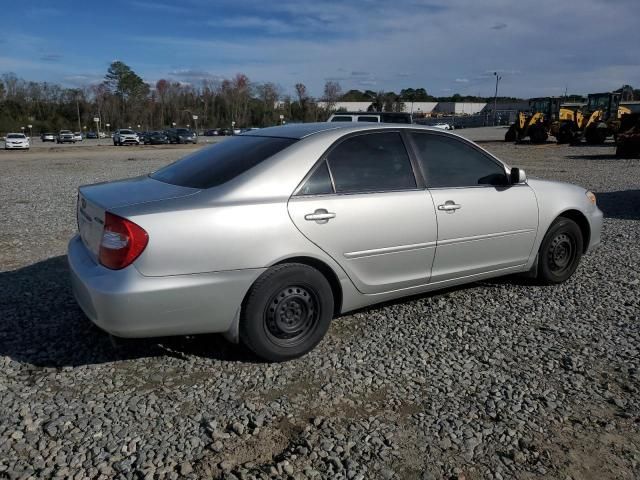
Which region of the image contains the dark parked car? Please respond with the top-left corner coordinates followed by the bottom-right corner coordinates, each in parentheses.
top-left (166, 128), bottom-right (197, 144)
top-left (143, 131), bottom-right (170, 145)
top-left (203, 129), bottom-right (219, 136)
top-left (85, 131), bottom-right (98, 139)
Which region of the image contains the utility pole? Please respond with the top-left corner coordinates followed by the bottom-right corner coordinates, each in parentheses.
top-left (493, 72), bottom-right (502, 126)
top-left (76, 95), bottom-right (82, 133)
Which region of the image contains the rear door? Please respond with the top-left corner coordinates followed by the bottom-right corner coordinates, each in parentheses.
top-left (408, 131), bottom-right (538, 282)
top-left (288, 131), bottom-right (438, 294)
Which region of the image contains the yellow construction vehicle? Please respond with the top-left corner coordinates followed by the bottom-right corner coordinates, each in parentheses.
top-left (582, 92), bottom-right (621, 144)
top-left (550, 102), bottom-right (586, 144)
top-left (505, 97), bottom-right (561, 144)
top-left (615, 101), bottom-right (640, 157)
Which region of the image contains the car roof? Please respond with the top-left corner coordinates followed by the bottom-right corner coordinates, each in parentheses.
top-left (241, 122), bottom-right (443, 140)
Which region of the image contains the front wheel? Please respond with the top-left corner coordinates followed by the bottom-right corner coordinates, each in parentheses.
top-left (240, 263), bottom-right (334, 362)
top-left (537, 217), bottom-right (583, 284)
top-left (505, 125), bottom-right (517, 142)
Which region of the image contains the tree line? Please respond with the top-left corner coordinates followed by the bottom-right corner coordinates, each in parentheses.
top-left (0, 61), bottom-right (637, 134)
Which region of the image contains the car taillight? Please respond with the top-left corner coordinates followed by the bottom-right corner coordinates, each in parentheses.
top-left (99, 212), bottom-right (148, 270)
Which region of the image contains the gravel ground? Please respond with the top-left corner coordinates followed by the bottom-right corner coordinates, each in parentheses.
top-left (0, 139), bottom-right (639, 480)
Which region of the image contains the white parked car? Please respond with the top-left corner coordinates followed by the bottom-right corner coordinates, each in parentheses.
top-left (432, 123), bottom-right (453, 130)
top-left (113, 129), bottom-right (140, 146)
top-left (4, 133), bottom-right (30, 150)
top-left (74, 132), bottom-right (83, 142)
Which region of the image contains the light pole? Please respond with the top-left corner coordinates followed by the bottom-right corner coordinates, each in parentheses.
top-left (493, 72), bottom-right (502, 126)
top-left (27, 124), bottom-right (32, 140)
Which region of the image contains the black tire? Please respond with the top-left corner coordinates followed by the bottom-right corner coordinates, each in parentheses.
top-left (240, 263), bottom-right (334, 362)
top-left (537, 217), bottom-right (583, 284)
top-left (505, 125), bottom-right (516, 142)
top-left (529, 126), bottom-right (548, 144)
top-left (556, 125), bottom-right (573, 144)
top-left (585, 127), bottom-right (606, 145)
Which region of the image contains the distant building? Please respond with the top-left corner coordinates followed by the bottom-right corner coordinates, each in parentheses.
top-left (314, 101), bottom-right (481, 115)
top-left (434, 102), bottom-right (487, 115)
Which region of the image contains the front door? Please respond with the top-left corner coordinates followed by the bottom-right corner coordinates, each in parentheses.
top-left (407, 131), bottom-right (538, 282)
top-left (288, 131), bottom-right (438, 294)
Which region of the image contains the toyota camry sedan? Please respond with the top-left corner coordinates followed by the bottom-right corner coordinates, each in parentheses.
top-left (68, 123), bottom-right (602, 361)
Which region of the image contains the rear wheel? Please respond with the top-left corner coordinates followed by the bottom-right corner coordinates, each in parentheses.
top-left (240, 263), bottom-right (334, 362)
top-left (537, 217), bottom-right (583, 284)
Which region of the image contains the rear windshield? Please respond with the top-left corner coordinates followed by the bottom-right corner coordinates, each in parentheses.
top-left (151, 135), bottom-right (297, 189)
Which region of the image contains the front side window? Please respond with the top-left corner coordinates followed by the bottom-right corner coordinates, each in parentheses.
top-left (152, 135), bottom-right (297, 189)
top-left (410, 133), bottom-right (508, 188)
top-left (326, 132), bottom-right (416, 193)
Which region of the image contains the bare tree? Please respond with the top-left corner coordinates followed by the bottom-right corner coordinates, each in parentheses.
top-left (322, 81), bottom-right (342, 112)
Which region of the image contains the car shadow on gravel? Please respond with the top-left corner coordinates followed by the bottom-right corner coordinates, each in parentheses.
top-left (0, 256), bottom-right (258, 367)
top-left (595, 190), bottom-right (640, 220)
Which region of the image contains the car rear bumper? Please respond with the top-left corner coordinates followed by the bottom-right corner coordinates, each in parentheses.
top-left (67, 235), bottom-right (264, 338)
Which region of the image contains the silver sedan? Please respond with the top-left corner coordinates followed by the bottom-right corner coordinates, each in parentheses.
top-left (68, 123), bottom-right (603, 361)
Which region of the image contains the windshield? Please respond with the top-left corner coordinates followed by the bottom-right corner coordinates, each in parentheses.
top-left (7, 134), bottom-right (25, 139)
top-left (151, 135), bottom-right (297, 189)
top-left (60, 130), bottom-right (71, 134)
top-left (177, 128), bottom-right (191, 134)
top-left (530, 100), bottom-right (550, 113)
top-left (588, 96), bottom-right (609, 110)
top-left (119, 129), bottom-right (134, 134)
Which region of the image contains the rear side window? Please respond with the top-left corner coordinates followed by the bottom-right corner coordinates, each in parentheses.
top-left (357, 116), bottom-right (379, 122)
top-left (297, 161), bottom-right (333, 195)
top-left (326, 132), bottom-right (416, 193)
top-left (151, 136), bottom-right (297, 189)
top-left (410, 133), bottom-right (508, 188)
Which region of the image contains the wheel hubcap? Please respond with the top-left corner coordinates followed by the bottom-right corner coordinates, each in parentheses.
top-left (547, 233), bottom-right (574, 273)
top-left (265, 286), bottom-right (319, 346)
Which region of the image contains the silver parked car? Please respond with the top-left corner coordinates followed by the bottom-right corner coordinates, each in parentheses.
top-left (68, 123), bottom-right (602, 361)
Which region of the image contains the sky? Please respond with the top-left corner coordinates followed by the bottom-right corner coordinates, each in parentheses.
top-left (1, 0), bottom-right (639, 98)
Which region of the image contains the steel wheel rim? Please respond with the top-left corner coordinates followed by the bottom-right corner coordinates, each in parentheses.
top-left (264, 285), bottom-right (319, 347)
top-left (547, 232), bottom-right (575, 273)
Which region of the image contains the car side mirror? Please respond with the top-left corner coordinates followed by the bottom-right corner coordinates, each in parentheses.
top-left (510, 167), bottom-right (527, 184)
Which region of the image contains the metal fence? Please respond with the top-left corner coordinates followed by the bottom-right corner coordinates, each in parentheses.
top-left (414, 110), bottom-right (517, 128)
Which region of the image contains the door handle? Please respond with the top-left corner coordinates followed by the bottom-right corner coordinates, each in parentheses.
top-left (437, 201), bottom-right (461, 212)
top-left (304, 209), bottom-right (336, 223)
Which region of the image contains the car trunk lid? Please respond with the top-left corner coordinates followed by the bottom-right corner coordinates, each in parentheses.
top-left (77, 175), bottom-right (200, 260)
